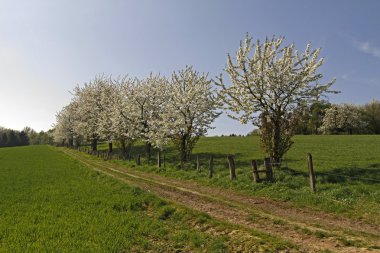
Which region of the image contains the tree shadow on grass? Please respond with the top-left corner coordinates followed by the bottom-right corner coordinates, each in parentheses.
top-left (278, 167), bottom-right (308, 177)
top-left (189, 152), bottom-right (248, 169)
top-left (90, 144), bottom-right (380, 185)
top-left (188, 153), bottom-right (300, 170)
top-left (278, 166), bottom-right (380, 184)
top-left (317, 166), bottom-right (380, 184)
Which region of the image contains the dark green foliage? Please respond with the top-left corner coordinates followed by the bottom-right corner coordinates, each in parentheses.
top-left (23, 126), bottom-right (54, 145)
top-left (0, 127), bottom-right (29, 147)
top-left (361, 100), bottom-right (380, 134)
top-left (0, 126), bottom-right (54, 147)
top-left (295, 100), bottom-right (380, 135)
top-left (294, 101), bottom-right (331, 135)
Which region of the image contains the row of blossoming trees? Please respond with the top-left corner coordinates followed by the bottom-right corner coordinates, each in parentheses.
top-left (54, 35), bottom-right (336, 164)
top-left (54, 67), bottom-right (220, 163)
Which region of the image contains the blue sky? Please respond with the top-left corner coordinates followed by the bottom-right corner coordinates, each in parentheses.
top-left (0, 0), bottom-right (379, 135)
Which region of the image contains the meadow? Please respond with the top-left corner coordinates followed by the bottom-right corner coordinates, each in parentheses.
top-left (0, 145), bottom-right (292, 252)
top-left (97, 135), bottom-right (380, 225)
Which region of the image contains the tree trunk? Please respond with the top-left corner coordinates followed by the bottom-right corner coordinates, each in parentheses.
top-left (121, 140), bottom-right (126, 154)
top-left (125, 143), bottom-right (132, 158)
top-left (272, 119), bottom-right (281, 167)
top-left (264, 157), bottom-right (273, 181)
top-left (69, 137), bottom-right (74, 148)
top-left (120, 140), bottom-right (132, 158)
top-left (73, 137), bottom-right (79, 149)
top-left (108, 142), bottom-right (113, 153)
top-left (91, 139), bottom-right (97, 152)
top-left (145, 142), bottom-right (151, 161)
top-left (179, 134), bottom-right (187, 164)
top-left (157, 150), bottom-right (161, 168)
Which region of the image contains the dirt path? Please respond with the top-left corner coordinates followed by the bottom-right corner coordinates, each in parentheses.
top-left (62, 149), bottom-right (380, 253)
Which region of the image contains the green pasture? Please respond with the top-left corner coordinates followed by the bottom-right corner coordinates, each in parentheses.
top-left (0, 145), bottom-right (289, 252)
top-left (96, 135), bottom-right (380, 224)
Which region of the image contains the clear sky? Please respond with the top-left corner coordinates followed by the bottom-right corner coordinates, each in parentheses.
top-left (1, 0), bottom-right (379, 135)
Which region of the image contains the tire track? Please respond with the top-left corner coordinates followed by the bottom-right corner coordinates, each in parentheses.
top-left (62, 149), bottom-right (380, 253)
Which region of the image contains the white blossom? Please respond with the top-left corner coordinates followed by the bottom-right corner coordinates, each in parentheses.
top-left (164, 66), bottom-right (220, 162)
top-left (53, 102), bottom-right (78, 146)
top-left (216, 35), bottom-right (336, 162)
top-left (321, 104), bottom-right (364, 134)
top-left (72, 75), bottom-right (109, 150)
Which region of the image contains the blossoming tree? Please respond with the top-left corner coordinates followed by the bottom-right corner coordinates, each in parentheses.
top-left (72, 76), bottom-right (108, 151)
top-left (53, 102), bottom-right (78, 147)
top-left (97, 76), bottom-right (118, 152)
top-left (217, 35), bottom-right (336, 165)
top-left (165, 66), bottom-right (220, 163)
top-left (116, 74), bottom-right (168, 159)
top-left (320, 104), bottom-right (363, 134)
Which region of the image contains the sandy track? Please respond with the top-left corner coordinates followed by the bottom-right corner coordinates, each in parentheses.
top-left (62, 149), bottom-right (380, 253)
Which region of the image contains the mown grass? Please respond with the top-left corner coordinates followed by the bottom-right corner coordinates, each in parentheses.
top-left (95, 135), bottom-right (380, 224)
top-left (0, 145), bottom-right (291, 252)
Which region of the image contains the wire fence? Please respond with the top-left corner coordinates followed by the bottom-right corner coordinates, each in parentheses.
top-left (315, 171), bottom-right (380, 183)
top-left (72, 145), bottom-right (380, 186)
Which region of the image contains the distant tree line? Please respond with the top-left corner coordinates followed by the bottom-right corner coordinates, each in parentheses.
top-left (293, 100), bottom-right (380, 135)
top-left (0, 127), bottom-right (29, 147)
top-left (0, 126), bottom-right (54, 148)
top-left (247, 100), bottom-right (380, 136)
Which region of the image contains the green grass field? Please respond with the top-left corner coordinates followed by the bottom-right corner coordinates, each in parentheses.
top-left (0, 145), bottom-right (292, 252)
top-left (98, 135), bottom-right (380, 224)
top-left (1, 137), bottom-right (379, 252)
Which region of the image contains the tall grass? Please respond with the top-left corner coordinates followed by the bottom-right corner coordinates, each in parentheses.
top-left (0, 145), bottom-right (237, 252)
top-left (99, 135), bottom-right (380, 224)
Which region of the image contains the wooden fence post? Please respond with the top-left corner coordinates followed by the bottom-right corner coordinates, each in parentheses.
top-left (136, 154), bottom-right (141, 165)
top-left (227, 155), bottom-right (236, 180)
top-left (157, 150), bottom-right (161, 168)
top-left (307, 153), bottom-right (316, 192)
top-left (209, 155), bottom-right (214, 178)
top-left (196, 155), bottom-right (200, 172)
top-left (264, 157), bottom-right (273, 181)
top-left (251, 160), bottom-right (260, 183)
